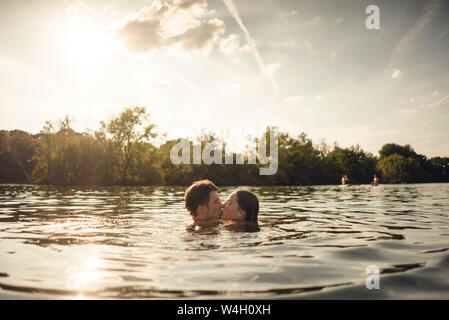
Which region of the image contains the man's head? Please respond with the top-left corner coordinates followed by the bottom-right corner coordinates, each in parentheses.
top-left (184, 180), bottom-right (222, 221)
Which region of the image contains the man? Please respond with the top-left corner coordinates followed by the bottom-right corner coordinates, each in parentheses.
top-left (184, 179), bottom-right (223, 225)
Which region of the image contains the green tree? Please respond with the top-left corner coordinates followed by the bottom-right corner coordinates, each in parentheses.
top-left (430, 157), bottom-right (449, 182)
top-left (376, 154), bottom-right (417, 183)
top-left (377, 143), bottom-right (433, 183)
top-left (327, 144), bottom-right (376, 184)
top-left (32, 121), bottom-right (56, 184)
top-left (379, 143), bottom-right (416, 158)
top-left (106, 106), bottom-right (157, 184)
top-left (3, 107), bottom-right (448, 186)
top-left (0, 130), bottom-right (36, 183)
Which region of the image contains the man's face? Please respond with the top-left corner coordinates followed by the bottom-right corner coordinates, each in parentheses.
top-left (205, 191), bottom-right (223, 219)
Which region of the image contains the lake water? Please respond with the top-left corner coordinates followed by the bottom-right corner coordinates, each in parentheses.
top-left (0, 183), bottom-right (448, 299)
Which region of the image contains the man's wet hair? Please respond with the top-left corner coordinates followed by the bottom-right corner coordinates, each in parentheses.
top-left (184, 180), bottom-right (218, 216)
top-left (235, 190), bottom-right (259, 222)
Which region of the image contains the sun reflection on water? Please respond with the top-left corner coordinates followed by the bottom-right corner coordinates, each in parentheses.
top-left (65, 256), bottom-right (104, 291)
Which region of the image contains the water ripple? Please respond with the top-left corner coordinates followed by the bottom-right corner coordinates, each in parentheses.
top-left (0, 183), bottom-right (448, 299)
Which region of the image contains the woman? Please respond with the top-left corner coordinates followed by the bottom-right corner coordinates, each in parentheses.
top-left (221, 190), bottom-right (259, 223)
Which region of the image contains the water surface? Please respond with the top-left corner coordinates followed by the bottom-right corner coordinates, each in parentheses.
top-left (0, 184), bottom-right (448, 299)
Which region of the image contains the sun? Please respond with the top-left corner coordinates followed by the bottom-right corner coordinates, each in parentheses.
top-left (61, 9), bottom-right (113, 68)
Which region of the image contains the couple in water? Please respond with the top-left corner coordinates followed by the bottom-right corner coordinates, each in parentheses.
top-left (184, 179), bottom-right (259, 231)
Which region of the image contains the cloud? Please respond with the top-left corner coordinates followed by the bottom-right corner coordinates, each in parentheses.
top-left (390, 0), bottom-right (443, 66)
top-left (391, 69), bottom-right (402, 79)
top-left (166, 18), bottom-right (224, 54)
top-left (401, 108), bottom-right (416, 116)
top-left (284, 95), bottom-right (305, 104)
top-left (219, 34), bottom-right (248, 56)
top-left (218, 83), bottom-right (241, 96)
top-left (114, 0), bottom-right (225, 55)
top-left (101, 5), bottom-right (112, 13)
top-left (266, 63), bottom-right (281, 77)
top-left (420, 93), bottom-right (449, 109)
top-left (222, 0), bottom-right (280, 93)
top-left (330, 50), bottom-right (337, 62)
top-left (152, 81), bottom-right (171, 91)
top-left (425, 25), bottom-right (449, 54)
top-left (174, 72), bottom-right (207, 103)
top-left (62, 0), bottom-right (96, 15)
top-left (282, 10), bottom-right (298, 17)
top-left (115, 19), bottom-right (164, 53)
top-left (406, 89), bottom-right (448, 110)
top-left (175, 0), bottom-right (207, 10)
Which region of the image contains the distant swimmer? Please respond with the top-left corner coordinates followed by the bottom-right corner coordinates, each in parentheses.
top-left (371, 175), bottom-right (380, 186)
top-left (341, 174), bottom-right (349, 186)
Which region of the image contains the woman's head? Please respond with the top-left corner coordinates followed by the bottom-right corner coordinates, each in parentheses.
top-left (221, 190), bottom-right (259, 222)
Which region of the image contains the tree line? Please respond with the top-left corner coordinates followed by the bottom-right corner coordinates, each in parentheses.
top-left (1, 106), bottom-right (448, 186)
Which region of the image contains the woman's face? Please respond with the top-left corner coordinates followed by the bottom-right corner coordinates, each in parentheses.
top-left (221, 192), bottom-right (246, 220)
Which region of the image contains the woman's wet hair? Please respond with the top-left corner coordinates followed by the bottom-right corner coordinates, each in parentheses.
top-left (235, 190), bottom-right (259, 222)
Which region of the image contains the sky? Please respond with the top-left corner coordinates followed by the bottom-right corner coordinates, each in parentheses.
top-left (1, 0), bottom-right (448, 157)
